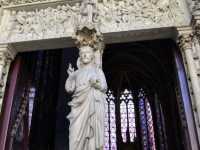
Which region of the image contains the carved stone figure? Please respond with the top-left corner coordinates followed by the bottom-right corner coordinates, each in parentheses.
top-left (65, 45), bottom-right (107, 150)
top-left (1, 0), bottom-right (185, 42)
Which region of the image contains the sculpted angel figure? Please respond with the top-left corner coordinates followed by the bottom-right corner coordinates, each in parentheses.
top-left (65, 45), bottom-right (107, 150)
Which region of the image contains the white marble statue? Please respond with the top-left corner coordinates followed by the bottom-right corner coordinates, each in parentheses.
top-left (65, 45), bottom-right (107, 150)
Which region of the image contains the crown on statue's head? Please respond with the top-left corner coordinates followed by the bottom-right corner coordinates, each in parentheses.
top-left (74, 26), bottom-right (104, 53)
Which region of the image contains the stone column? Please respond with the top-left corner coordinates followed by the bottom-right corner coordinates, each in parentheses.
top-left (177, 27), bottom-right (200, 125)
top-left (0, 44), bottom-right (16, 114)
top-left (192, 2), bottom-right (200, 41)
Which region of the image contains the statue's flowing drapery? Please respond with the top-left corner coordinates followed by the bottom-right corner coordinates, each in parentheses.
top-left (65, 66), bottom-right (107, 150)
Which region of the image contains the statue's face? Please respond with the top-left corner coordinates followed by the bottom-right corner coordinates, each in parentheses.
top-left (79, 46), bottom-right (94, 64)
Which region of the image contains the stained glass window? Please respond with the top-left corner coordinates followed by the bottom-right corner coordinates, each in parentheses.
top-left (139, 90), bottom-right (149, 150)
top-left (104, 88), bottom-right (157, 150)
top-left (104, 99), bottom-right (110, 150)
top-left (120, 100), bottom-right (127, 142)
top-left (28, 87), bottom-right (36, 134)
top-left (146, 98), bottom-right (156, 150)
top-left (138, 89), bottom-right (156, 150)
top-left (128, 100), bottom-right (137, 142)
top-left (104, 90), bottom-right (117, 150)
top-left (110, 100), bottom-right (117, 150)
top-left (120, 89), bottom-right (136, 143)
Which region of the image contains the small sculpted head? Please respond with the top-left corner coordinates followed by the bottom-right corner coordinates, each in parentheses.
top-left (79, 45), bottom-right (95, 65)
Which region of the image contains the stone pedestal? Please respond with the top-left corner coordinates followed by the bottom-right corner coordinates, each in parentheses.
top-left (0, 44), bottom-right (16, 114)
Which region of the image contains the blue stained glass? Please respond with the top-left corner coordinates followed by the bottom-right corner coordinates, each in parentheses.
top-left (104, 100), bottom-right (110, 150)
top-left (120, 89), bottom-right (137, 143)
top-left (145, 99), bottom-right (156, 150)
top-left (104, 90), bottom-right (117, 150)
top-left (104, 88), bottom-right (157, 150)
top-left (128, 99), bottom-right (136, 142)
top-left (139, 89), bottom-right (149, 149)
top-left (138, 89), bottom-right (157, 150)
top-left (120, 100), bottom-right (127, 142)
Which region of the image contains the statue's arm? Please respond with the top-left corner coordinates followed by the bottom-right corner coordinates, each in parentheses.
top-left (65, 75), bottom-right (76, 93)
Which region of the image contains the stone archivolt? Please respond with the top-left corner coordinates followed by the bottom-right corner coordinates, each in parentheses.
top-left (0, 0), bottom-right (185, 43)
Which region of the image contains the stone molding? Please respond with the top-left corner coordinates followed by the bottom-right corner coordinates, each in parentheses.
top-left (0, 0), bottom-right (186, 44)
top-left (0, 0), bottom-right (63, 6)
top-left (0, 44), bottom-right (16, 114)
top-left (0, 44), bottom-right (17, 59)
top-left (10, 94), bottom-right (27, 140)
top-left (177, 26), bottom-right (200, 134)
top-left (177, 27), bottom-right (193, 50)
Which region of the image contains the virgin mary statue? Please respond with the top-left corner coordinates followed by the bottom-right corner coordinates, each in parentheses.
top-left (65, 45), bottom-right (107, 150)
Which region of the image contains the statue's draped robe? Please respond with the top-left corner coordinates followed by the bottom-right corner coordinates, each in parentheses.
top-left (65, 66), bottom-right (107, 150)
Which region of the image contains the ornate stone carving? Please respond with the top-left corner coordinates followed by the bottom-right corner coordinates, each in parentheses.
top-left (192, 2), bottom-right (200, 42)
top-left (3, 4), bottom-right (80, 41)
top-left (97, 0), bottom-right (184, 31)
top-left (0, 0), bottom-right (185, 43)
top-left (65, 4), bottom-right (108, 149)
top-left (74, 27), bottom-right (104, 67)
top-left (0, 44), bottom-right (16, 114)
top-left (65, 44), bottom-right (107, 150)
top-left (77, 0), bottom-right (99, 30)
top-left (177, 27), bottom-right (200, 127)
top-left (178, 31), bottom-right (193, 50)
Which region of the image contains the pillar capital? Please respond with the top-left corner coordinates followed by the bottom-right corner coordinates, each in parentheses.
top-left (0, 44), bottom-right (17, 60)
top-left (177, 27), bottom-right (194, 50)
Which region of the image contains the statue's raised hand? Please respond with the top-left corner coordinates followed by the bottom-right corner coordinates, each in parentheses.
top-left (67, 63), bottom-right (75, 76)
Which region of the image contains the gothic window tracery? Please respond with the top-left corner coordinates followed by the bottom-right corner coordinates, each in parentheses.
top-left (104, 90), bottom-right (117, 150)
top-left (104, 88), bottom-right (158, 150)
top-left (120, 89), bottom-right (136, 143)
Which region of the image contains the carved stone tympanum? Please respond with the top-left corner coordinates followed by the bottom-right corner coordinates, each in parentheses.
top-left (0, 0), bottom-right (185, 43)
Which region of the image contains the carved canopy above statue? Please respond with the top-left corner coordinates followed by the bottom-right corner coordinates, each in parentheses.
top-left (0, 0), bottom-right (188, 44)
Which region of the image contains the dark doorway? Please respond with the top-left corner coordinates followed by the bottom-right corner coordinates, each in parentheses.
top-left (102, 40), bottom-right (194, 150)
top-left (4, 50), bottom-right (63, 150)
top-left (3, 39), bottom-right (197, 150)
